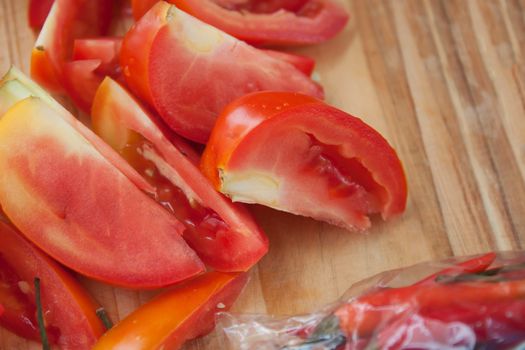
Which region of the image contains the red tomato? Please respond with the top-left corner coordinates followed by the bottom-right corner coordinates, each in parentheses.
top-left (201, 92), bottom-right (407, 231)
top-left (131, 0), bottom-right (157, 19)
top-left (92, 271), bottom-right (248, 350)
top-left (0, 89), bottom-right (204, 288)
top-left (132, 0), bottom-right (348, 46)
top-left (0, 219), bottom-right (106, 349)
top-left (1, 66), bottom-right (156, 196)
top-left (28, 0), bottom-right (54, 29)
top-left (60, 38), bottom-right (123, 113)
top-left (92, 77), bottom-right (268, 271)
top-left (72, 38), bottom-right (122, 76)
top-left (262, 49), bottom-right (316, 76)
top-left (62, 59), bottom-right (104, 113)
top-left (121, 2), bottom-right (324, 143)
top-left (31, 0), bottom-right (113, 92)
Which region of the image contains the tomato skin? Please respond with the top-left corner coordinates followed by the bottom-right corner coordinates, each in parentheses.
top-left (131, 0), bottom-right (158, 19)
top-left (92, 77), bottom-right (269, 271)
top-left (93, 271), bottom-right (248, 350)
top-left (262, 49), bottom-right (316, 76)
top-left (0, 97), bottom-right (205, 288)
top-left (28, 0), bottom-right (54, 29)
top-left (120, 1), bottom-right (164, 108)
top-left (121, 2), bottom-right (323, 143)
top-left (201, 92), bottom-right (407, 231)
top-left (0, 220), bottom-right (106, 349)
top-left (30, 0), bottom-right (113, 92)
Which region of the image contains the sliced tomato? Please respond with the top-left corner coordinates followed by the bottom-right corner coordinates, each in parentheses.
top-left (73, 38), bottom-right (122, 76)
top-left (92, 77), bottom-right (268, 271)
top-left (132, 0), bottom-right (348, 46)
top-left (131, 0), bottom-right (157, 19)
top-left (1, 66), bottom-right (155, 195)
top-left (262, 49), bottom-right (315, 76)
top-left (31, 0), bottom-right (113, 92)
top-left (92, 271), bottom-right (248, 350)
top-left (62, 59), bottom-right (104, 113)
top-left (121, 2), bottom-right (324, 143)
top-left (59, 38), bottom-right (124, 113)
top-left (0, 76), bottom-right (205, 288)
top-left (201, 92), bottom-right (407, 231)
top-left (28, 0), bottom-right (54, 29)
top-left (0, 219), bottom-right (106, 349)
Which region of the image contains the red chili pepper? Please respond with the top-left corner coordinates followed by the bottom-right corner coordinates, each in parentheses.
top-left (414, 252), bottom-right (496, 286)
top-left (335, 279), bottom-right (525, 338)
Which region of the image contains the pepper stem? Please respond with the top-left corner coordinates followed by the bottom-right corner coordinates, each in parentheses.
top-left (96, 307), bottom-right (113, 330)
top-left (34, 277), bottom-right (50, 350)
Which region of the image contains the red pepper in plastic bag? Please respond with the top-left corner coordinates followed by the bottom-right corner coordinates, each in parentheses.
top-left (219, 252), bottom-right (525, 350)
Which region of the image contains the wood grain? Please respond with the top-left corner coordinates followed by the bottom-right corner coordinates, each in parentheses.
top-left (0, 0), bottom-right (524, 349)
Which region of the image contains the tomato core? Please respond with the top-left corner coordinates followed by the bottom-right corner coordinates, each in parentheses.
top-left (121, 138), bottom-right (230, 241)
top-left (305, 135), bottom-right (387, 214)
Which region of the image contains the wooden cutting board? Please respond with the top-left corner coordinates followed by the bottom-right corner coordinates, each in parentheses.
top-left (1, 0), bottom-right (524, 349)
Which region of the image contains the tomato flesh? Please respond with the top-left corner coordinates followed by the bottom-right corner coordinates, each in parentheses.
top-left (121, 138), bottom-right (231, 243)
top-left (72, 38), bottom-right (122, 77)
top-left (213, 0), bottom-right (309, 13)
top-left (0, 254), bottom-right (39, 341)
top-left (304, 136), bottom-right (385, 213)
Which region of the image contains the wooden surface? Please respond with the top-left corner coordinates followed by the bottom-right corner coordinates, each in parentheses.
top-left (1, 0), bottom-right (525, 349)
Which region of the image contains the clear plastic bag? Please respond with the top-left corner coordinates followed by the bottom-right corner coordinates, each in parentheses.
top-left (218, 252), bottom-right (525, 350)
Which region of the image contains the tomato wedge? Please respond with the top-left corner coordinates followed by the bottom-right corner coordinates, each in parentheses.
top-left (0, 219), bottom-right (106, 349)
top-left (0, 72), bottom-right (204, 288)
top-left (62, 59), bottom-right (105, 112)
top-left (92, 271), bottom-right (248, 350)
top-left (1, 66), bottom-right (155, 196)
top-left (121, 2), bottom-right (324, 143)
top-left (132, 0), bottom-right (349, 46)
top-left (201, 92), bottom-right (407, 231)
top-left (92, 77), bottom-right (268, 271)
top-left (72, 38), bottom-right (122, 76)
top-left (28, 0), bottom-right (54, 29)
top-left (31, 0), bottom-right (113, 92)
top-left (60, 38), bottom-right (124, 113)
